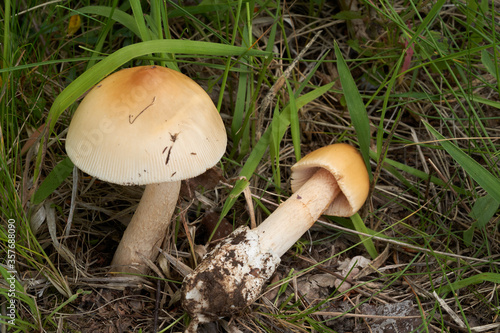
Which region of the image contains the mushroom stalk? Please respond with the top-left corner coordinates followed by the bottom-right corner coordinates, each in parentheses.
top-left (111, 181), bottom-right (181, 274)
top-left (256, 168), bottom-right (340, 257)
top-left (181, 144), bottom-right (369, 330)
top-left (181, 168), bottom-right (340, 325)
top-left (65, 66), bottom-right (227, 277)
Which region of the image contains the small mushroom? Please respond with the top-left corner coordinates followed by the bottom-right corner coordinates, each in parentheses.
top-left (66, 66), bottom-right (227, 275)
top-left (181, 144), bottom-right (369, 328)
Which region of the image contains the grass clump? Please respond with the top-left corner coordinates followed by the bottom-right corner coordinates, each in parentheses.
top-left (1, 0), bottom-right (499, 332)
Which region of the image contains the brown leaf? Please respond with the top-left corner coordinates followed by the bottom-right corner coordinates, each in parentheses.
top-left (355, 244), bottom-right (390, 279)
top-left (199, 211), bottom-right (233, 243)
top-left (180, 167), bottom-right (225, 199)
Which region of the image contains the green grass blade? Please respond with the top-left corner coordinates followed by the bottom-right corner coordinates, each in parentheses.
top-left (230, 63), bottom-right (248, 141)
top-left (0, 57), bottom-right (103, 74)
top-left (295, 51), bottom-right (330, 97)
top-left (439, 273), bottom-right (500, 296)
top-left (240, 82), bottom-right (334, 179)
top-left (334, 42), bottom-right (372, 180)
top-left (469, 194), bottom-right (499, 228)
top-left (130, 0), bottom-right (152, 42)
top-left (166, 0), bottom-right (229, 44)
top-left (369, 149), bottom-right (469, 195)
top-left (350, 213), bottom-right (378, 259)
top-left (455, 93), bottom-right (500, 109)
top-left (86, 1), bottom-right (119, 69)
top-left (481, 49), bottom-right (499, 79)
top-left (464, 193), bottom-right (500, 245)
top-left (405, 0), bottom-right (447, 47)
top-left (423, 121), bottom-right (500, 202)
top-left (43, 289), bottom-right (91, 326)
top-left (31, 157), bottom-right (74, 205)
top-left (77, 6), bottom-right (140, 37)
top-left (220, 82), bottom-right (335, 221)
top-left (168, 3), bottom-right (235, 18)
top-left (47, 39), bottom-right (269, 132)
top-left (0, 265), bottom-right (41, 329)
top-left (2, 0), bottom-right (11, 70)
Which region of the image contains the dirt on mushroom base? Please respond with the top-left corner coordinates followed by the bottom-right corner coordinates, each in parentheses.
top-left (181, 226), bottom-right (280, 323)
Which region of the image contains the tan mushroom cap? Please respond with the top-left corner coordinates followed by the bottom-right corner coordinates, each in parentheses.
top-left (66, 66), bottom-right (227, 185)
top-left (290, 143), bottom-right (369, 217)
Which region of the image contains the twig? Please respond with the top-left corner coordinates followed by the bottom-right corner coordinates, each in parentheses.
top-left (240, 177), bottom-right (257, 229)
top-left (65, 165), bottom-right (78, 237)
top-left (311, 311), bottom-right (422, 320)
top-left (431, 291), bottom-right (465, 328)
top-left (154, 279), bottom-right (161, 333)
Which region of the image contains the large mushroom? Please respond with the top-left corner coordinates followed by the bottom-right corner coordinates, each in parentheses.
top-left (66, 65), bottom-right (227, 275)
top-left (181, 143), bottom-right (369, 328)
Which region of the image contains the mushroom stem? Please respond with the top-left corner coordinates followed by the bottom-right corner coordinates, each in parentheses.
top-left (181, 168), bottom-right (341, 323)
top-left (256, 168), bottom-right (340, 257)
top-left (110, 181), bottom-right (181, 274)
top-left (181, 144), bottom-right (370, 327)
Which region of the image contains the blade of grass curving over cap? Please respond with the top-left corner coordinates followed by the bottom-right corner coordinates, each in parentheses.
top-left (334, 42), bottom-right (372, 180)
top-left (0, 57), bottom-right (103, 74)
top-left (47, 39), bottom-right (269, 133)
top-left (423, 121), bottom-right (500, 202)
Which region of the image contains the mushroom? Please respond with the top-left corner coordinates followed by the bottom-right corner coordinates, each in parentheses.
top-left (66, 65), bottom-right (227, 275)
top-left (181, 143), bottom-right (369, 328)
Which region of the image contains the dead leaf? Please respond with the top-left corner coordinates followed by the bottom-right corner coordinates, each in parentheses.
top-left (356, 244), bottom-right (390, 279)
top-left (199, 211), bottom-right (233, 243)
top-left (180, 167), bottom-right (225, 199)
top-left (67, 14), bottom-right (81, 36)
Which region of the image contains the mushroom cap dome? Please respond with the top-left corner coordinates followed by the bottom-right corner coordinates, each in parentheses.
top-left (66, 66), bottom-right (227, 185)
top-left (291, 143), bottom-right (369, 217)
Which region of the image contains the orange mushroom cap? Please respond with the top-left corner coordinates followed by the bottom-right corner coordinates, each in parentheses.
top-left (66, 66), bottom-right (227, 185)
top-left (290, 143), bottom-right (370, 217)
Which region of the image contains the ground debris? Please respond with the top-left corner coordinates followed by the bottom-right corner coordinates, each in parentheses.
top-left (360, 300), bottom-right (423, 333)
top-left (318, 300), bottom-right (423, 333)
top-left (68, 288), bottom-right (154, 332)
